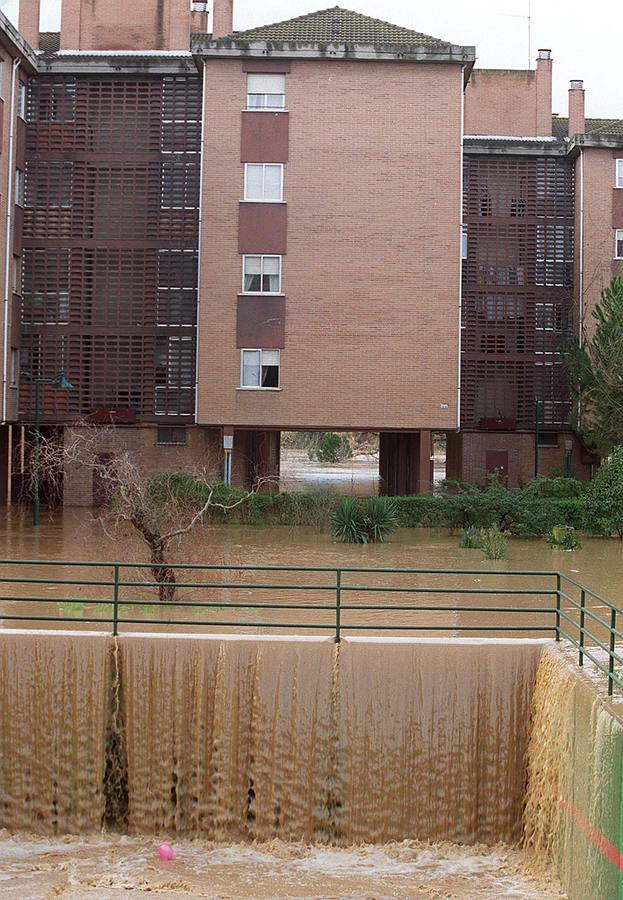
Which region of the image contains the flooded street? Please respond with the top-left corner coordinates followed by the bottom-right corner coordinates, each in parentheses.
top-left (0, 834), bottom-right (564, 898)
top-left (0, 507), bottom-right (620, 637)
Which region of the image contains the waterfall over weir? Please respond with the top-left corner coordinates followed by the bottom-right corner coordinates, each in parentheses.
top-left (0, 631), bottom-right (544, 844)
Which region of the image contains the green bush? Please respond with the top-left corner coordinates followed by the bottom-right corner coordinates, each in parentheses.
top-left (157, 473), bottom-right (592, 537)
top-left (584, 448), bottom-right (623, 538)
top-left (315, 433), bottom-right (353, 464)
top-left (459, 526), bottom-right (483, 549)
top-left (480, 526), bottom-right (508, 560)
top-left (547, 525), bottom-right (581, 551)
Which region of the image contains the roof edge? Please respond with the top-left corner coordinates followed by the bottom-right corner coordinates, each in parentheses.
top-left (191, 38), bottom-right (475, 65)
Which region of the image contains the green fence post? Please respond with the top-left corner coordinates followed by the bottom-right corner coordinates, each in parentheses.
top-left (579, 588), bottom-right (586, 666)
top-left (112, 564), bottom-right (120, 637)
top-left (335, 569), bottom-right (341, 643)
top-left (555, 573), bottom-right (561, 641)
top-left (609, 607), bottom-right (617, 697)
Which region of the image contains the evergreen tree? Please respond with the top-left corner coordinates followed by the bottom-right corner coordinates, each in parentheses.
top-left (561, 277), bottom-right (623, 453)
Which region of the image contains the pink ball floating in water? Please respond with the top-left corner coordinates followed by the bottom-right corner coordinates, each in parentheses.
top-left (157, 843), bottom-right (175, 861)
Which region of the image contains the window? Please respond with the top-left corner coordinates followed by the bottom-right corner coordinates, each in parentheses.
top-left (616, 159), bottom-right (623, 189)
top-left (616, 230), bottom-right (623, 259)
top-left (12, 255), bottom-right (21, 295)
top-left (157, 427), bottom-right (187, 445)
top-left (246, 73), bottom-right (285, 110)
top-left (9, 348), bottom-right (18, 386)
top-left (241, 349), bottom-right (280, 389)
top-left (461, 226), bottom-right (468, 260)
top-left (538, 432), bottom-right (559, 447)
top-left (17, 80), bottom-right (26, 119)
top-left (14, 168), bottom-right (24, 206)
top-left (244, 163), bottom-right (283, 202)
top-left (242, 255), bottom-right (281, 293)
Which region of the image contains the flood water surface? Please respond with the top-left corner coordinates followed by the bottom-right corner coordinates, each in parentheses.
top-left (0, 834), bottom-right (564, 898)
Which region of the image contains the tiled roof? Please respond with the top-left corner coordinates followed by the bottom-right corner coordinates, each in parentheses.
top-left (38, 32), bottom-right (60, 53)
top-left (212, 6), bottom-right (452, 47)
top-left (553, 116), bottom-right (623, 139)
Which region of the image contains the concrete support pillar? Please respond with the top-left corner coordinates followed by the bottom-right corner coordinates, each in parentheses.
top-left (379, 431), bottom-right (433, 497)
top-left (18, 0), bottom-right (40, 50)
top-left (445, 432), bottom-right (463, 483)
top-left (233, 429), bottom-right (280, 491)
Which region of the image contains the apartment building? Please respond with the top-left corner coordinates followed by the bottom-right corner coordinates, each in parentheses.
top-left (2, 0), bottom-right (622, 502)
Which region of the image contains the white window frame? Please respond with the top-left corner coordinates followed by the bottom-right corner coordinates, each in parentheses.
top-left (243, 163), bottom-right (284, 203)
top-left (14, 168), bottom-right (24, 206)
top-left (616, 159), bottom-right (623, 189)
top-left (461, 225), bottom-right (468, 260)
top-left (9, 348), bottom-right (18, 386)
top-left (246, 73), bottom-right (285, 111)
top-left (240, 348), bottom-right (281, 390)
top-left (241, 255), bottom-right (282, 294)
top-left (17, 79), bottom-right (26, 120)
top-left (616, 229), bottom-right (623, 260)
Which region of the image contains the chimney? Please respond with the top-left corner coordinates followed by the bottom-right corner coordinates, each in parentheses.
top-left (535, 49), bottom-right (553, 136)
top-left (568, 79), bottom-right (586, 136)
top-left (212, 0), bottom-right (233, 38)
top-left (19, 0), bottom-right (41, 50)
top-left (191, 0), bottom-right (208, 34)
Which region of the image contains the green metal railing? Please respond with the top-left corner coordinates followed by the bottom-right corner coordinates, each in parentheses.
top-left (0, 560), bottom-right (620, 695)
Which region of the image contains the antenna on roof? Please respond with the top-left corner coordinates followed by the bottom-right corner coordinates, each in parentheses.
top-left (501, 0), bottom-right (532, 68)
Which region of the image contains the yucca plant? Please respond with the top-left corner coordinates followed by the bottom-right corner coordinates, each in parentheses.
top-left (331, 497), bottom-right (368, 544)
top-left (362, 497), bottom-right (398, 543)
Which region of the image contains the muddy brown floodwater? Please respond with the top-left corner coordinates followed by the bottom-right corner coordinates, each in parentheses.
top-left (0, 834), bottom-right (565, 898)
top-left (0, 507), bottom-right (620, 638)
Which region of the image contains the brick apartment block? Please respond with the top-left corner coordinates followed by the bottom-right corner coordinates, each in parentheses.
top-left (0, 0), bottom-right (618, 502)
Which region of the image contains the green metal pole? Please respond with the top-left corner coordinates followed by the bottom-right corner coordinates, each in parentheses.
top-left (534, 396), bottom-right (541, 478)
top-left (33, 380), bottom-right (41, 527)
top-left (335, 569), bottom-right (341, 643)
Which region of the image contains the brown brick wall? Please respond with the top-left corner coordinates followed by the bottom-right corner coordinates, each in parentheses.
top-left (446, 431), bottom-right (592, 487)
top-left (59, 0), bottom-right (191, 50)
top-left (464, 63), bottom-right (552, 137)
top-left (580, 148), bottom-right (623, 338)
top-left (63, 425), bottom-right (222, 506)
top-left (198, 58), bottom-right (463, 432)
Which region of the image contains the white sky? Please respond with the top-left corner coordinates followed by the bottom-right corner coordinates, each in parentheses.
top-left (0, 0), bottom-right (619, 118)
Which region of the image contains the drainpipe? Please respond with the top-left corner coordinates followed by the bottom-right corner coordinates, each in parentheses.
top-left (578, 149), bottom-right (584, 344)
top-left (194, 58), bottom-right (206, 424)
top-left (457, 64), bottom-right (465, 431)
top-left (2, 58), bottom-right (20, 425)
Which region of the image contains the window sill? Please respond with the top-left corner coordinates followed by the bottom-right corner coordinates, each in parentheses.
top-left (244, 108), bottom-right (288, 113)
top-left (237, 387), bottom-right (282, 392)
top-left (240, 199), bottom-right (286, 205)
top-left (239, 292), bottom-right (285, 298)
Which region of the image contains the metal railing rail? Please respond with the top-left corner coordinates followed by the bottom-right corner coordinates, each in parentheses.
top-left (0, 561), bottom-right (620, 695)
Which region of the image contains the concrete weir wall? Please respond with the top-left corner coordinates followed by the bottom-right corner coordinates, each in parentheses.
top-left (0, 631), bottom-right (544, 844)
top-left (525, 647), bottom-right (623, 900)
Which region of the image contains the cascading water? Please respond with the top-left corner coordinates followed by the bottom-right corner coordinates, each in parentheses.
top-left (0, 631), bottom-right (111, 833)
top-left (0, 631), bottom-right (546, 845)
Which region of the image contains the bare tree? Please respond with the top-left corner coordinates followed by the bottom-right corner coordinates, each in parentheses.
top-left (31, 424), bottom-right (269, 601)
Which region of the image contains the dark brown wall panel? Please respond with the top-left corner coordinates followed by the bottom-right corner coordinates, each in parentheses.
top-left (241, 111), bottom-right (289, 163)
top-left (239, 202), bottom-right (287, 254)
top-left (613, 189), bottom-right (623, 227)
top-left (236, 296), bottom-right (285, 348)
top-left (242, 60), bottom-right (291, 73)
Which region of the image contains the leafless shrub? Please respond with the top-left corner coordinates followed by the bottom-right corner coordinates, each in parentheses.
top-left (30, 423), bottom-right (270, 601)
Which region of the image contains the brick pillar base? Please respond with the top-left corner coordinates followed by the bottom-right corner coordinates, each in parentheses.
top-left (233, 429), bottom-right (280, 492)
top-left (379, 431), bottom-right (432, 496)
